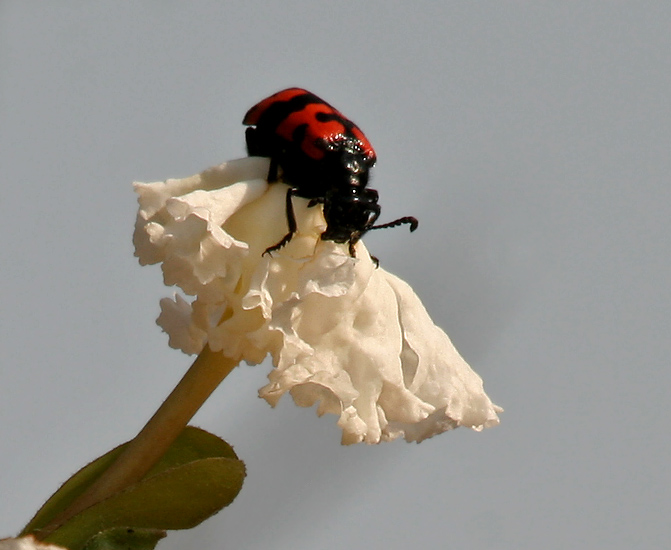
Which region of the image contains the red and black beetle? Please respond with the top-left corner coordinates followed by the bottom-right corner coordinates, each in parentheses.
top-left (243, 88), bottom-right (417, 258)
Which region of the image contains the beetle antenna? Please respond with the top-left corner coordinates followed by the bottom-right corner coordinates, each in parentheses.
top-left (370, 216), bottom-right (418, 232)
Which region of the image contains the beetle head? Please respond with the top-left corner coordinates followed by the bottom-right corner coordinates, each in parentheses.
top-left (320, 187), bottom-right (381, 244)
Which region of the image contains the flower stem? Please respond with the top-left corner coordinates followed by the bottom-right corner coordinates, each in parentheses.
top-left (37, 346), bottom-right (237, 537)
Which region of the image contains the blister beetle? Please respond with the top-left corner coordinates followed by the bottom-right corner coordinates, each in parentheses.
top-left (243, 88), bottom-right (418, 258)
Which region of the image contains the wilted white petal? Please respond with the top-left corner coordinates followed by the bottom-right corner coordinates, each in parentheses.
top-left (253, 243), bottom-right (501, 444)
top-left (134, 157), bottom-right (501, 443)
top-left (0, 537), bottom-right (66, 550)
top-left (157, 294), bottom-right (208, 355)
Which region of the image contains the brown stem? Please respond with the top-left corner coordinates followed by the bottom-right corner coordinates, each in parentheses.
top-left (37, 346), bottom-right (237, 537)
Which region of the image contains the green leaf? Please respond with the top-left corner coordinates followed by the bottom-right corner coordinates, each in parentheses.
top-left (82, 528), bottom-right (165, 550)
top-left (22, 447), bottom-right (128, 536)
top-left (44, 456), bottom-right (244, 550)
top-left (22, 427), bottom-right (245, 550)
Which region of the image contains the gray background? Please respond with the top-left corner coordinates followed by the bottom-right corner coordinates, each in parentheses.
top-left (2, 2), bottom-right (670, 549)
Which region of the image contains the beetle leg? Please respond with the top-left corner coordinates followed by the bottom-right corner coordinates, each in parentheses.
top-left (263, 187), bottom-right (299, 256)
top-left (245, 127), bottom-right (280, 183)
top-left (345, 235), bottom-right (381, 266)
top-left (267, 157), bottom-right (279, 183)
top-left (347, 237), bottom-right (378, 266)
top-left (244, 127), bottom-right (260, 156)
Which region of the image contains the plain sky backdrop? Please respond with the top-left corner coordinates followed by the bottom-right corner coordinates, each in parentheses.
top-left (2, 2), bottom-right (670, 549)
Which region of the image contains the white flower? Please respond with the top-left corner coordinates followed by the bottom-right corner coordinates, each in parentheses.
top-left (134, 157), bottom-right (501, 444)
top-left (0, 537), bottom-right (66, 550)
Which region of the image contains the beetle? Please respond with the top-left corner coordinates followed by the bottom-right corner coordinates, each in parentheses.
top-left (243, 87), bottom-right (418, 258)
